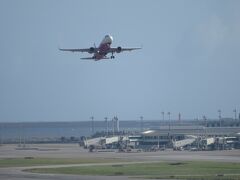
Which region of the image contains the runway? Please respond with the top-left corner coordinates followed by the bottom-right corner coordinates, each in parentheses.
top-left (0, 144), bottom-right (240, 180)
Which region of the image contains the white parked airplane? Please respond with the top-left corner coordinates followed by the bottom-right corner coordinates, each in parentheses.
top-left (59, 35), bottom-right (141, 61)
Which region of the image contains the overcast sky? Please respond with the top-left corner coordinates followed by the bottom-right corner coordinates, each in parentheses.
top-left (0, 0), bottom-right (240, 122)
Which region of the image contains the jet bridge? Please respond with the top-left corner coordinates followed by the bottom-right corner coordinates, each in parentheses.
top-left (84, 136), bottom-right (123, 148)
top-left (173, 136), bottom-right (197, 149)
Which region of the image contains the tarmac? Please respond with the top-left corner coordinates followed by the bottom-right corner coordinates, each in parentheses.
top-left (0, 144), bottom-right (240, 180)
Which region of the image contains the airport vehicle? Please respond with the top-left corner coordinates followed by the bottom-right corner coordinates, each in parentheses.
top-left (59, 35), bottom-right (141, 60)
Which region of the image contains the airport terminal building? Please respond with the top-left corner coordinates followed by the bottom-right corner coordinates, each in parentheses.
top-left (84, 125), bottom-right (240, 151)
top-left (128, 126), bottom-right (240, 150)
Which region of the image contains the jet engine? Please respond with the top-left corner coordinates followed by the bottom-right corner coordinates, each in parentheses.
top-left (116, 46), bottom-right (122, 53)
top-left (88, 47), bottom-right (95, 54)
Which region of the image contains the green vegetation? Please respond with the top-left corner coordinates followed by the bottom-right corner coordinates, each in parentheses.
top-left (0, 157), bottom-right (126, 167)
top-left (27, 161), bottom-right (240, 180)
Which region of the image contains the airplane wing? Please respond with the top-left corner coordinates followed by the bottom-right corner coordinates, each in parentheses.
top-left (110, 47), bottom-right (142, 53)
top-left (59, 48), bottom-right (97, 53)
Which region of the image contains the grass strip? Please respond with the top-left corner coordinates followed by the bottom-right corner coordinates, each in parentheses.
top-left (0, 157), bottom-right (126, 167)
top-left (26, 161), bottom-right (240, 179)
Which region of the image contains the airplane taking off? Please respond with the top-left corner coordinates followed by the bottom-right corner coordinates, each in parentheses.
top-left (59, 35), bottom-right (141, 61)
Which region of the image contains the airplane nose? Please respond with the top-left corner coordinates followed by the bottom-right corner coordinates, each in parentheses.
top-left (109, 35), bottom-right (113, 43)
top-left (101, 35), bottom-right (113, 45)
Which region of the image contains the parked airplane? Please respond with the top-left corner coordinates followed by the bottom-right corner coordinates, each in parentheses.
top-left (59, 35), bottom-right (141, 61)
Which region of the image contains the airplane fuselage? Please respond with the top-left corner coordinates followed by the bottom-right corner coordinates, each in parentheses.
top-left (94, 35), bottom-right (113, 60)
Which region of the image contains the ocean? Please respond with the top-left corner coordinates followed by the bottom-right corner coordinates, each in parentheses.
top-left (0, 120), bottom-right (146, 142)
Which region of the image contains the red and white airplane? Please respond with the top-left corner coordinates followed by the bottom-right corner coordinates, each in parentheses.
top-left (59, 35), bottom-right (141, 61)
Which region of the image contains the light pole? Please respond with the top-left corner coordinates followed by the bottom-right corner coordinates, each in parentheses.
top-left (167, 112), bottom-right (171, 146)
top-left (233, 109), bottom-right (237, 121)
top-left (104, 117), bottom-right (108, 136)
top-left (112, 117), bottom-right (115, 136)
top-left (115, 116), bottom-right (119, 133)
top-left (167, 112), bottom-right (171, 131)
top-left (218, 110), bottom-right (221, 127)
top-left (178, 113), bottom-right (181, 122)
top-left (203, 115), bottom-right (207, 127)
top-left (90, 116), bottom-right (94, 135)
top-left (161, 112), bottom-right (164, 127)
top-left (140, 116), bottom-right (143, 132)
